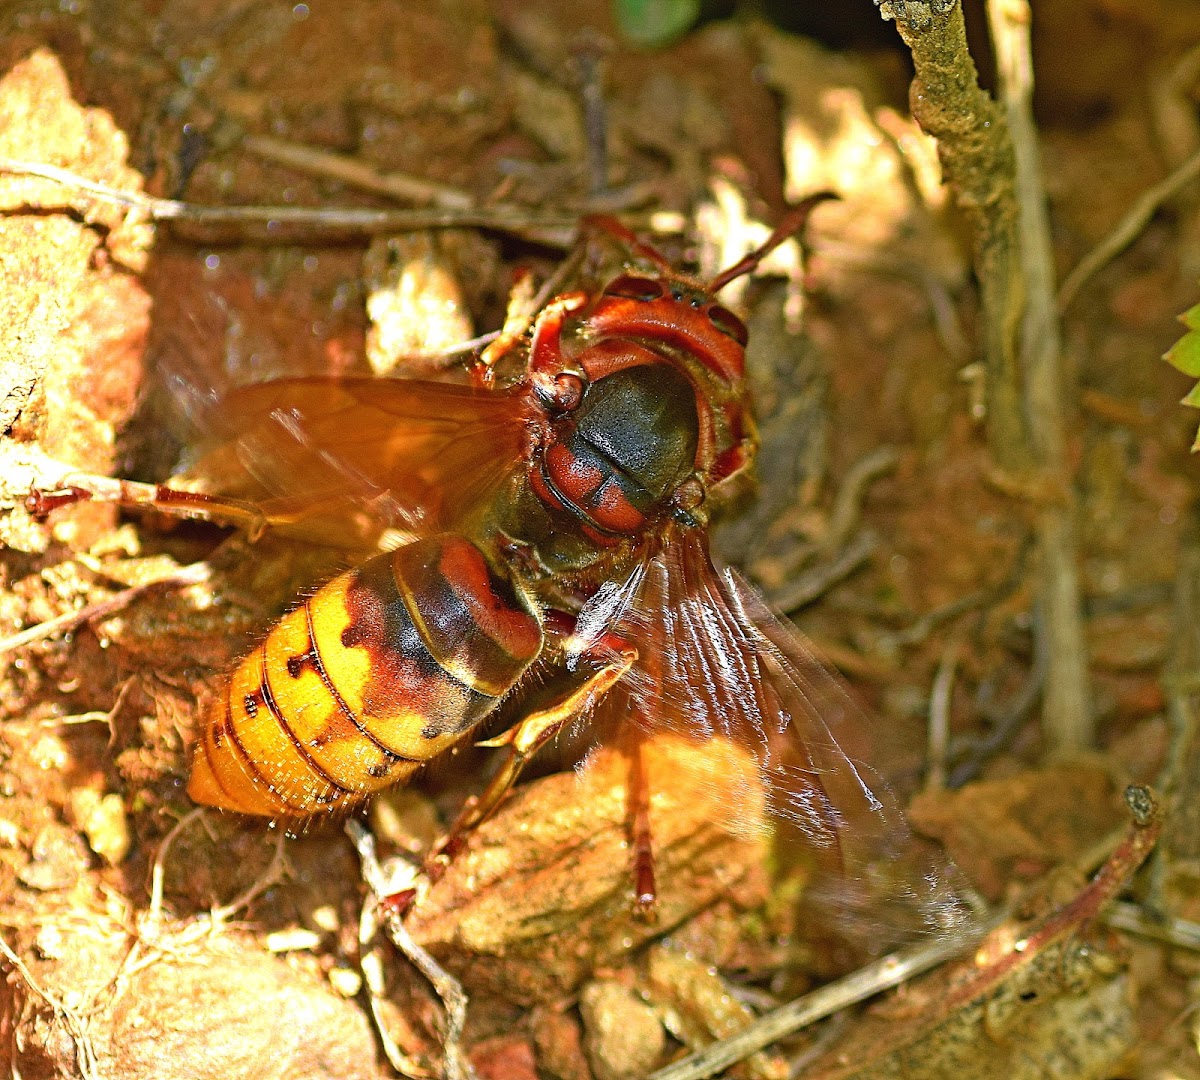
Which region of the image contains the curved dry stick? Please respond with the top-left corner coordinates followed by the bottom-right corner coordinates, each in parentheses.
top-left (1058, 145), bottom-right (1200, 310)
top-left (0, 933), bottom-right (101, 1079)
top-left (345, 821), bottom-right (475, 1080)
top-left (241, 134), bottom-right (474, 209)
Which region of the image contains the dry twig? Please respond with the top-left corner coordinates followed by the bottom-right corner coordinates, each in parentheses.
top-left (645, 924), bottom-right (989, 1080)
top-left (662, 785), bottom-right (1157, 1080)
top-left (145, 807), bottom-right (207, 940)
top-left (925, 636), bottom-right (962, 791)
top-left (145, 808), bottom-right (288, 942)
top-left (877, 0), bottom-right (1092, 752)
top-left (947, 629), bottom-right (1046, 787)
top-left (0, 156), bottom-right (577, 242)
top-left (1057, 145), bottom-right (1200, 311)
top-left (820, 447), bottom-right (898, 558)
top-left (1105, 901), bottom-right (1200, 951)
top-left (0, 561), bottom-right (212, 657)
top-left (884, 532), bottom-right (1032, 652)
top-left (772, 447), bottom-right (896, 613)
top-left (241, 133), bottom-right (475, 209)
top-left (988, 0), bottom-right (1091, 753)
top-left (346, 820), bottom-right (475, 1080)
top-left (773, 529), bottom-right (878, 614)
top-left (0, 933), bottom-right (101, 1079)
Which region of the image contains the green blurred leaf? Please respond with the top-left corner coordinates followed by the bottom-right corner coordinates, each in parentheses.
top-left (1164, 329), bottom-right (1200, 377)
top-left (1180, 301), bottom-right (1200, 331)
top-left (1180, 379), bottom-right (1200, 408)
top-left (1165, 295), bottom-right (1200, 449)
top-left (1166, 295), bottom-right (1200, 446)
top-left (613, 0), bottom-right (702, 47)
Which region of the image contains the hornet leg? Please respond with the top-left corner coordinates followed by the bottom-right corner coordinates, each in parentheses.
top-left (425, 616), bottom-right (635, 880)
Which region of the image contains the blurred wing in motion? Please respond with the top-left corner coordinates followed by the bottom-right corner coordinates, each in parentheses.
top-left (576, 524), bottom-right (971, 952)
top-left (182, 376), bottom-right (537, 548)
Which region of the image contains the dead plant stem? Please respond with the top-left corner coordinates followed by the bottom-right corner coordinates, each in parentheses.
top-left (240, 134), bottom-right (474, 209)
top-left (1057, 145), bottom-right (1200, 310)
top-left (146, 807), bottom-right (206, 940)
top-left (645, 922), bottom-right (990, 1080)
top-left (1105, 901), bottom-right (1200, 950)
top-left (0, 561), bottom-right (212, 656)
top-left (987, 0), bottom-right (1091, 752)
top-left (880, 0), bottom-right (1092, 752)
top-left (0, 157), bottom-right (577, 243)
top-left (0, 933), bottom-right (100, 1079)
top-left (925, 635), bottom-right (961, 791)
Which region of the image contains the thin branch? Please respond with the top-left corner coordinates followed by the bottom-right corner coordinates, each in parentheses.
top-left (346, 821), bottom-right (475, 1080)
top-left (240, 134), bottom-right (475, 209)
top-left (772, 447), bottom-right (896, 612)
top-left (657, 787), bottom-right (1157, 1080)
top-left (925, 636), bottom-right (962, 791)
top-left (1105, 901), bottom-right (1200, 951)
top-left (146, 809), bottom-right (288, 943)
top-left (988, 0), bottom-right (1092, 753)
top-left (885, 532), bottom-right (1032, 651)
top-left (0, 157), bottom-right (577, 242)
top-left (644, 923), bottom-right (989, 1080)
top-left (209, 830), bottom-right (289, 926)
top-left (877, 0), bottom-right (1092, 752)
top-left (0, 562), bottom-right (212, 657)
top-left (948, 624), bottom-right (1046, 787)
top-left (773, 529), bottom-right (878, 614)
top-left (0, 934), bottom-right (100, 1079)
top-left (1057, 145), bottom-right (1200, 310)
top-left (876, 2), bottom-right (1025, 470)
top-left (145, 807), bottom-right (206, 940)
top-left (820, 447), bottom-right (898, 557)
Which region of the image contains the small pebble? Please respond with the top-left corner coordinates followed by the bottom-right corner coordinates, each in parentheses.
top-left (579, 979), bottom-right (665, 1080)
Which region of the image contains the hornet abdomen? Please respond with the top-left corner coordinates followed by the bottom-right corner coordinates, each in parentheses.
top-left (187, 535), bottom-right (543, 816)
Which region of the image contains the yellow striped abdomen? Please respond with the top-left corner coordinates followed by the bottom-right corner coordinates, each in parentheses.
top-left (188, 535), bottom-right (544, 816)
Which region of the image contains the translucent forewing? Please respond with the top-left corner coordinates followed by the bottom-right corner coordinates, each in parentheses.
top-left (185, 377), bottom-right (535, 548)
top-left (575, 524), bottom-right (972, 952)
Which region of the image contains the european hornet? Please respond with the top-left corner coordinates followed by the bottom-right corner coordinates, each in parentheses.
top-left (35, 200), bottom-right (963, 930)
